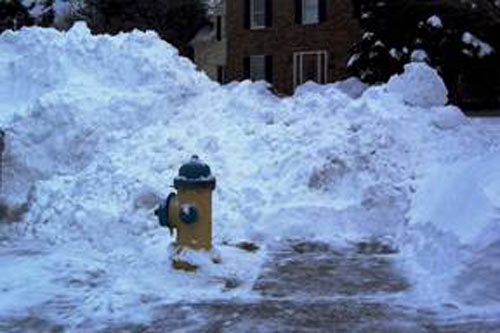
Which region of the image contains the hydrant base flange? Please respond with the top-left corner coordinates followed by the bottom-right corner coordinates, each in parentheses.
top-left (172, 259), bottom-right (198, 272)
top-left (169, 244), bottom-right (222, 272)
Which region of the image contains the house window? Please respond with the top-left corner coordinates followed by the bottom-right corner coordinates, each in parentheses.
top-left (250, 55), bottom-right (266, 81)
top-left (303, 0), bottom-right (319, 24)
top-left (293, 51), bottom-right (328, 88)
top-left (244, 55), bottom-right (273, 82)
top-left (251, 0), bottom-right (266, 29)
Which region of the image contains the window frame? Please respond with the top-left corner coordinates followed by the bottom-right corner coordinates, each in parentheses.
top-left (293, 50), bottom-right (328, 89)
top-left (302, 0), bottom-right (319, 25)
top-left (249, 55), bottom-right (267, 81)
top-left (250, 0), bottom-right (266, 29)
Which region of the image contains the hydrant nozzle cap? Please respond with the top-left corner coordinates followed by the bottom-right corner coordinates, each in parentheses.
top-left (174, 155), bottom-right (216, 190)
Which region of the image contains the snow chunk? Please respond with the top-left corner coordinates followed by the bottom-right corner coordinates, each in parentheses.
top-left (386, 63), bottom-right (448, 108)
top-left (427, 15), bottom-right (443, 28)
top-left (410, 49), bottom-right (429, 63)
top-left (389, 48), bottom-right (400, 60)
top-left (331, 77), bottom-right (368, 99)
top-left (430, 106), bottom-right (467, 130)
top-left (362, 32), bottom-right (374, 40)
top-left (462, 32), bottom-right (494, 58)
top-left (347, 53), bottom-right (360, 68)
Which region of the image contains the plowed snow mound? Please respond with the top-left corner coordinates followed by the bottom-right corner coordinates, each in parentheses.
top-left (1, 23), bottom-right (500, 325)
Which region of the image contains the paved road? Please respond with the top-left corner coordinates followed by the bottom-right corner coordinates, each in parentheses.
top-left (2, 241), bottom-right (499, 332)
top-left (141, 241), bottom-right (499, 333)
top-left (112, 241), bottom-right (500, 332)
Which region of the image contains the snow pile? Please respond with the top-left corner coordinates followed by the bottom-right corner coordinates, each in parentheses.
top-left (0, 22), bottom-right (211, 206)
top-left (403, 143), bottom-right (500, 307)
top-left (386, 62), bottom-right (448, 107)
top-left (1, 24), bottom-right (500, 326)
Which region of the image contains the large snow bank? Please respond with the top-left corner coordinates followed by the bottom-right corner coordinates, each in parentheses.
top-left (1, 23), bottom-right (500, 326)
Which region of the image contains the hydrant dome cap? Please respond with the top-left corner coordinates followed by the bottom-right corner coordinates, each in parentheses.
top-left (178, 155), bottom-right (211, 179)
top-left (174, 155), bottom-right (216, 189)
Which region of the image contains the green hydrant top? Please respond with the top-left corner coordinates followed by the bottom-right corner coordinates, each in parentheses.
top-left (174, 155), bottom-right (216, 190)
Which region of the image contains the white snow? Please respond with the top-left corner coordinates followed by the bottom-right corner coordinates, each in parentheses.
top-left (362, 31), bottom-right (374, 40)
top-left (386, 62), bottom-right (448, 108)
top-left (462, 32), bottom-right (495, 58)
top-left (410, 49), bottom-right (429, 63)
top-left (1, 23), bottom-right (500, 327)
top-left (389, 48), bottom-right (400, 60)
top-left (21, 0), bottom-right (54, 19)
top-left (347, 53), bottom-right (360, 68)
top-left (427, 15), bottom-right (443, 28)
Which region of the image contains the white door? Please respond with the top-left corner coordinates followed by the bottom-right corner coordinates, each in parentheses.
top-left (293, 51), bottom-right (328, 89)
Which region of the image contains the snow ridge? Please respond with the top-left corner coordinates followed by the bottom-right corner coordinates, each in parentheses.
top-left (1, 23), bottom-right (500, 326)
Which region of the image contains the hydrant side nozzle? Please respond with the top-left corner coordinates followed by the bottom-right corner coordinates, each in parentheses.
top-left (156, 192), bottom-right (177, 235)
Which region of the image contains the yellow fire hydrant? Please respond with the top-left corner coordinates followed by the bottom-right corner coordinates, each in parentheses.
top-left (155, 155), bottom-right (219, 270)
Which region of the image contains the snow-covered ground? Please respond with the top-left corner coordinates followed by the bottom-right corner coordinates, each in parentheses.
top-left (1, 23), bottom-right (500, 328)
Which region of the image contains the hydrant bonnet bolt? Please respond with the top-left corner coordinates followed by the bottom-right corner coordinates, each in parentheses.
top-left (179, 204), bottom-right (198, 224)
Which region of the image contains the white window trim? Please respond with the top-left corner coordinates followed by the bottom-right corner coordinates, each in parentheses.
top-left (250, 0), bottom-right (266, 29)
top-left (293, 50), bottom-right (328, 89)
top-left (302, 0), bottom-right (319, 25)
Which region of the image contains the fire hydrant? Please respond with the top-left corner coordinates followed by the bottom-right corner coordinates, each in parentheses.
top-left (155, 155), bottom-right (218, 270)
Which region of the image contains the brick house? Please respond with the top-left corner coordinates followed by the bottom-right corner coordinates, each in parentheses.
top-left (191, 0), bottom-right (361, 94)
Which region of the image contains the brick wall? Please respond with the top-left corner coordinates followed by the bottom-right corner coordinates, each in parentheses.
top-left (226, 0), bottom-right (362, 94)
